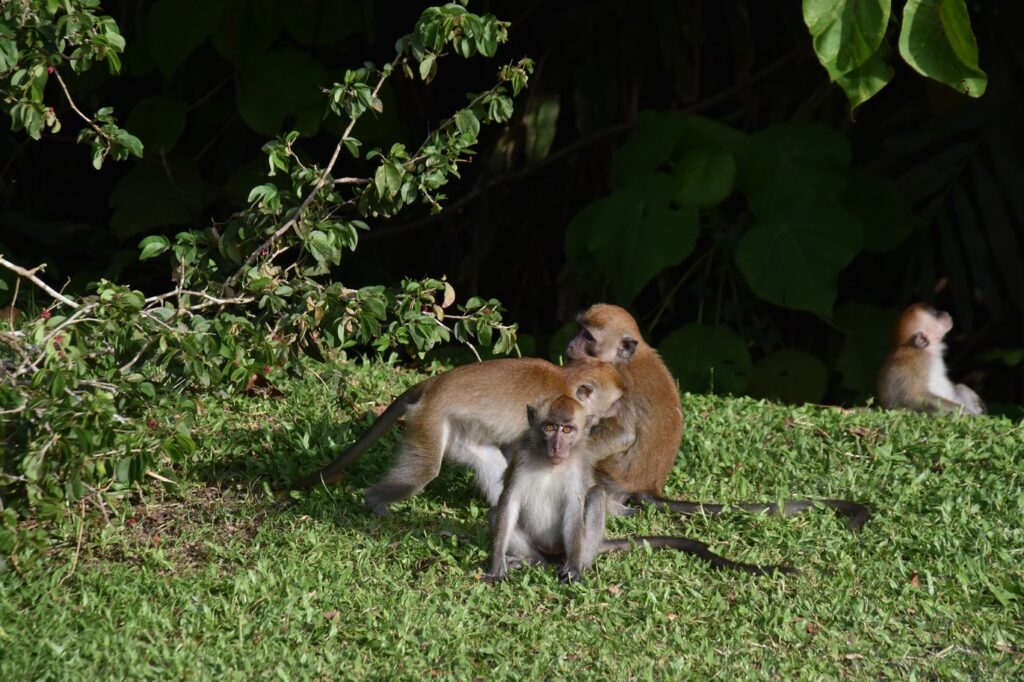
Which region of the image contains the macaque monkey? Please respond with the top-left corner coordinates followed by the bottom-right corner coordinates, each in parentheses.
top-left (485, 396), bottom-right (796, 582)
top-left (291, 357), bottom-right (627, 516)
top-left (876, 303), bottom-right (986, 416)
top-left (568, 303), bottom-right (870, 530)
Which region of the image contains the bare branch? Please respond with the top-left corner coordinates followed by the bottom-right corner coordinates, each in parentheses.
top-left (52, 68), bottom-right (109, 142)
top-left (0, 254), bottom-right (79, 308)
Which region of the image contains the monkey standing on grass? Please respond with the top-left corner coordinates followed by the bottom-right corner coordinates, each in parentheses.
top-left (485, 395), bottom-right (796, 583)
top-left (291, 357), bottom-right (628, 515)
top-left (568, 303), bottom-right (870, 529)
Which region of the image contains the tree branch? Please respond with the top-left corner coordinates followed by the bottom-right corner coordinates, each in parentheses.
top-left (0, 254), bottom-right (79, 308)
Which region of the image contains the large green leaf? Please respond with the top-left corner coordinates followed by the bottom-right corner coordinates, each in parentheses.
top-left (110, 157), bottom-right (204, 238)
top-left (211, 0), bottom-right (281, 68)
top-left (748, 349), bottom-right (828, 405)
top-left (833, 39), bottom-right (894, 111)
top-left (834, 302), bottom-right (900, 399)
top-left (125, 95), bottom-right (186, 155)
top-left (735, 200), bottom-right (863, 316)
top-left (658, 323), bottom-right (752, 395)
top-left (803, 0), bottom-right (891, 78)
top-left (672, 147), bottom-right (737, 209)
top-left (145, 0), bottom-right (224, 77)
top-left (743, 122), bottom-right (851, 217)
top-left (280, 0), bottom-right (364, 46)
top-left (565, 174), bottom-right (699, 303)
top-left (237, 49), bottom-right (328, 137)
top-left (842, 169), bottom-right (918, 252)
top-left (522, 92), bottom-right (561, 163)
top-left (612, 111), bottom-right (688, 182)
top-left (898, 0), bottom-right (987, 97)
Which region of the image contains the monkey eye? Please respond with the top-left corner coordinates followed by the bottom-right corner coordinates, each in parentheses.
top-left (544, 424), bottom-right (555, 433)
top-left (582, 329), bottom-right (595, 342)
top-left (561, 425), bottom-right (573, 434)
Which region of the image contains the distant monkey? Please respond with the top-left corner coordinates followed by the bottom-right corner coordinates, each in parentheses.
top-left (568, 303), bottom-right (870, 530)
top-left (877, 303), bottom-right (986, 416)
top-left (291, 357), bottom-right (627, 515)
top-left (485, 396), bottom-right (796, 582)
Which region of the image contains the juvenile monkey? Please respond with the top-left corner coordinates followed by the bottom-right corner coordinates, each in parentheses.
top-left (876, 303), bottom-right (986, 415)
top-left (291, 357), bottom-right (628, 515)
top-left (568, 303), bottom-right (870, 530)
top-left (485, 396), bottom-right (795, 582)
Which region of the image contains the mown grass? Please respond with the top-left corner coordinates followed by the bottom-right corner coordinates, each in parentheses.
top-left (2, 360), bottom-right (1022, 680)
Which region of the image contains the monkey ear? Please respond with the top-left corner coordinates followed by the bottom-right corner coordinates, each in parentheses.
top-left (526, 404), bottom-right (539, 427)
top-left (910, 331), bottom-right (929, 349)
top-left (575, 382), bottom-right (595, 403)
top-left (617, 336), bottom-right (638, 361)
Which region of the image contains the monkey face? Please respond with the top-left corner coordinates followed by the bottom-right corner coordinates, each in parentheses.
top-left (543, 422), bottom-right (578, 464)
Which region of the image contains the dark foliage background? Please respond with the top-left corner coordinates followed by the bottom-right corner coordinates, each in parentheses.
top-left (2, 0), bottom-right (1022, 409)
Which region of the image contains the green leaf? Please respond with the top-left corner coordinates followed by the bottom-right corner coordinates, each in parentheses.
top-left (833, 41), bottom-right (894, 111)
top-left (280, 0), bottom-right (363, 46)
top-left (110, 157), bottom-right (205, 238)
top-left (126, 95), bottom-right (187, 154)
top-left (672, 147), bottom-right (737, 209)
top-left (454, 109), bottom-right (480, 139)
top-left (238, 49), bottom-right (329, 136)
top-left (138, 235), bottom-right (171, 261)
top-left (374, 161), bottom-right (403, 199)
top-left (566, 174), bottom-right (699, 303)
top-left (802, 0), bottom-right (891, 79)
top-left (658, 323), bottom-right (752, 395)
top-left (146, 0), bottom-right (224, 77)
top-left (747, 349), bottom-right (829, 404)
top-left (735, 200), bottom-right (863, 316)
top-left (834, 303), bottom-right (900, 398)
top-left (842, 169), bottom-right (917, 252)
top-left (743, 122), bottom-right (851, 217)
top-left (613, 111), bottom-right (688, 182)
top-left (898, 0), bottom-right (987, 97)
top-left (522, 92), bottom-right (560, 163)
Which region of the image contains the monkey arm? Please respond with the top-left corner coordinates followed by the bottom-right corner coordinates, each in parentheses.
top-left (584, 418), bottom-right (636, 463)
top-left (485, 495), bottom-right (520, 582)
top-left (953, 384), bottom-right (986, 415)
top-left (917, 392), bottom-right (983, 416)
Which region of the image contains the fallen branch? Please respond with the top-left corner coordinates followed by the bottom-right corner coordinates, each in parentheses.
top-left (0, 254), bottom-right (79, 309)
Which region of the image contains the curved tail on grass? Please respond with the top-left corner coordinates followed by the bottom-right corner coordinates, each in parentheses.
top-left (630, 494), bottom-right (871, 532)
top-left (601, 536), bottom-right (798, 577)
top-left (290, 384), bottom-right (425, 490)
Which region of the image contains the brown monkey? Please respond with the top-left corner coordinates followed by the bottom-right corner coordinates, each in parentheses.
top-left (876, 303), bottom-right (986, 415)
top-left (485, 396), bottom-right (795, 582)
top-left (567, 303), bottom-right (871, 530)
top-left (291, 357), bottom-right (628, 516)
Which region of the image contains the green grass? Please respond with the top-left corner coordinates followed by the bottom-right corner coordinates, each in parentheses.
top-left (2, 361), bottom-right (1022, 680)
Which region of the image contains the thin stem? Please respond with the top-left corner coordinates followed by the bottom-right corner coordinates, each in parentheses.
top-left (0, 254), bottom-right (79, 308)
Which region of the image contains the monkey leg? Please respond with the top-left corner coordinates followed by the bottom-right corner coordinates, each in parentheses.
top-left (363, 430), bottom-right (446, 515)
top-left (953, 384), bottom-right (986, 415)
top-left (447, 438), bottom-right (509, 506)
top-left (629, 494), bottom-right (871, 532)
top-left (560, 485), bottom-right (608, 583)
top-left (600, 536), bottom-right (797, 577)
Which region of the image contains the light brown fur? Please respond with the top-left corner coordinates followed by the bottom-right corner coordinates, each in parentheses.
top-left (876, 304), bottom-right (985, 416)
top-left (566, 303), bottom-right (684, 498)
top-left (292, 356), bottom-right (626, 515)
top-left (565, 303), bottom-right (870, 530)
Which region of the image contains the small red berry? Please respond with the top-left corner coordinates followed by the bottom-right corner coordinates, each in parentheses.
top-left (40, 309), bottom-right (51, 319)
top-left (47, 66), bottom-right (54, 74)
top-left (262, 365), bottom-right (271, 375)
top-left (147, 418), bottom-right (158, 429)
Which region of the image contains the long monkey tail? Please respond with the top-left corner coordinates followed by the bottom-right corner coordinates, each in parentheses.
top-left (290, 383), bottom-right (426, 490)
top-left (600, 536), bottom-right (797, 577)
top-left (630, 494), bottom-right (871, 532)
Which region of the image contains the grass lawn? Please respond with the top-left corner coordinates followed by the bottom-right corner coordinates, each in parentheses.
top-left (2, 361), bottom-right (1022, 679)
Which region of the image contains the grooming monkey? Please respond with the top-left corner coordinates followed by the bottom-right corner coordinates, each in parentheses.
top-left (485, 396), bottom-right (796, 582)
top-left (291, 357), bottom-right (629, 515)
top-left (876, 303), bottom-right (986, 415)
top-left (568, 303), bottom-right (870, 530)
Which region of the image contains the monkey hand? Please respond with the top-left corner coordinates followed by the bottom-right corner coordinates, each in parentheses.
top-left (557, 564), bottom-right (584, 584)
top-left (481, 571), bottom-right (506, 584)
